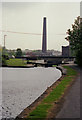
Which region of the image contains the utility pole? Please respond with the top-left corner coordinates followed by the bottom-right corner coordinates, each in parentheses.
top-left (4, 35), bottom-right (7, 48)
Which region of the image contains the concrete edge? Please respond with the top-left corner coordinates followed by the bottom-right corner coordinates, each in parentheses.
top-left (56, 66), bottom-right (67, 75)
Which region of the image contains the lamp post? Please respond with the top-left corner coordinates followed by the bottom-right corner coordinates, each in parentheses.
top-left (4, 35), bottom-right (7, 48)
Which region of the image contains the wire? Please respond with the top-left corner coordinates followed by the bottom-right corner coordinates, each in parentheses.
top-left (0, 30), bottom-right (66, 36)
top-left (0, 30), bottom-right (42, 36)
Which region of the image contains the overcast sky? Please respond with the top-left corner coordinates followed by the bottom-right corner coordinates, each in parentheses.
top-left (1, 2), bottom-right (80, 51)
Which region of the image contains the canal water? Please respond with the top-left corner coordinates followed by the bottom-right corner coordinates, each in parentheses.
top-left (1, 67), bottom-right (61, 119)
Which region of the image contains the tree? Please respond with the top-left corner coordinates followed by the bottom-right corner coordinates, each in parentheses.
top-left (2, 47), bottom-right (9, 66)
top-left (16, 48), bottom-right (22, 58)
top-left (65, 16), bottom-right (82, 67)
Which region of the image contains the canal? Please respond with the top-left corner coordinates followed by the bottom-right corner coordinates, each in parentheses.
top-left (2, 67), bottom-right (61, 119)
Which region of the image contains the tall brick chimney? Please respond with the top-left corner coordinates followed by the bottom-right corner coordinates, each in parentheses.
top-left (42, 17), bottom-right (47, 53)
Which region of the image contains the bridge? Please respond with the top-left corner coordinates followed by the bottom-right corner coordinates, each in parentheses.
top-left (19, 56), bottom-right (75, 67)
top-left (21, 55), bottom-right (75, 59)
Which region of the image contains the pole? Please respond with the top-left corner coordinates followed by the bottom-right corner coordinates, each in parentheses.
top-left (4, 35), bottom-right (7, 48)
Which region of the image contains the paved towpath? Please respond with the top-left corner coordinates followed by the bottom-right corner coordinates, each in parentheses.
top-left (56, 65), bottom-right (81, 119)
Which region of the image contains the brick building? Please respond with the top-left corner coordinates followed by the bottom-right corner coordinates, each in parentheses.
top-left (62, 46), bottom-right (70, 57)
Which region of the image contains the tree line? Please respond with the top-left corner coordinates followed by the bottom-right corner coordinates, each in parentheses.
top-left (65, 16), bottom-right (82, 67)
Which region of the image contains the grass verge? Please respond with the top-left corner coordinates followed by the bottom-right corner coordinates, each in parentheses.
top-left (52, 65), bottom-right (57, 67)
top-left (26, 66), bottom-right (77, 120)
top-left (6, 58), bottom-right (27, 66)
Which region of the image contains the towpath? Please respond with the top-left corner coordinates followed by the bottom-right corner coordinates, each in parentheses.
top-left (55, 64), bottom-right (81, 119)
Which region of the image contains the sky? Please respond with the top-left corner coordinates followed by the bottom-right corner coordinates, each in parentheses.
top-left (0, 2), bottom-right (80, 51)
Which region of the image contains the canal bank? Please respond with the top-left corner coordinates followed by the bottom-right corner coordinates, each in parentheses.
top-left (15, 64), bottom-right (79, 119)
top-left (55, 65), bottom-right (80, 119)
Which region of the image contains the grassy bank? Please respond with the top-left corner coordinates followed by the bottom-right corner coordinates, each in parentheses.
top-left (6, 58), bottom-right (27, 66)
top-left (26, 66), bottom-right (77, 119)
top-left (52, 65), bottom-right (57, 67)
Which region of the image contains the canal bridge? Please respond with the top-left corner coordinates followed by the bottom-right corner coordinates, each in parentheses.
top-left (20, 56), bottom-right (75, 67)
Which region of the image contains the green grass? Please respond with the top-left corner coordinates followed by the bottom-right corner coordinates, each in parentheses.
top-left (6, 58), bottom-right (27, 66)
top-left (28, 104), bottom-right (52, 119)
top-left (52, 65), bottom-right (57, 67)
top-left (27, 66), bottom-right (78, 119)
top-left (63, 66), bottom-right (77, 76)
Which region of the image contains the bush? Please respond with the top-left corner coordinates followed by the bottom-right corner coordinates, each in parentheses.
top-left (2, 55), bottom-right (9, 66)
top-left (76, 50), bottom-right (82, 67)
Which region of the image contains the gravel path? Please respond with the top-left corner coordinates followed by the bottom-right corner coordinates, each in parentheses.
top-left (56, 65), bottom-right (80, 118)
